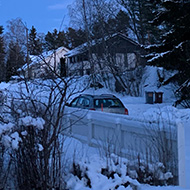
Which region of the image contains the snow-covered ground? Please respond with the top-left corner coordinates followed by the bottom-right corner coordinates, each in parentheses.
top-left (77, 86), bottom-right (190, 190)
top-left (0, 67), bottom-right (190, 189)
top-left (63, 136), bottom-right (188, 190)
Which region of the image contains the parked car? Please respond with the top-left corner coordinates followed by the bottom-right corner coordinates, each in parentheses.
top-left (67, 94), bottom-right (128, 115)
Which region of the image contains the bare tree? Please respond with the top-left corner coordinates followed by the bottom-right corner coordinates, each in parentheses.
top-left (5, 18), bottom-right (27, 53)
top-left (68, 0), bottom-right (119, 83)
top-left (4, 18), bottom-right (30, 80)
top-left (0, 55), bottom-right (89, 189)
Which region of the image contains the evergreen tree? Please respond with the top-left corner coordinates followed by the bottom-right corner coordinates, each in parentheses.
top-left (65, 27), bottom-right (86, 48)
top-left (0, 26), bottom-right (5, 82)
top-left (118, 0), bottom-right (161, 44)
top-left (147, 0), bottom-right (190, 81)
top-left (92, 10), bottom-right (130, 38)
top-left (45, 29), bottom-right (67, 50)
top-left (107, 10), bottom-right (130, 35)
top-left (147, 0), bottom-right (190, 107)
top-left (115, 10), bottom-right (130, 34)
top-left (28, 26), bottom-right (43, 55)
top-left (6, 41), bottom-right (25, 81)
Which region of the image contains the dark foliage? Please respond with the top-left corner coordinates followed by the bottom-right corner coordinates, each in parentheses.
top-left (65, 27), bottom-right (86, 49)
top-left (45, 29), bottom-right (66, 50)
top-left (0, 26), bottom-right (5, 82)
top-left (118, 0), bottom-right (162, 45)
top-left (72, 163), bottom-right (92, 188)
top-left (28, 26), bottom-right (43, 55)
top-left (92, 10), bottom-right (130, 38)
top-left (147, 0), bottom-right (190, 107)
top-left (6, 41), bottom-right (25, 81)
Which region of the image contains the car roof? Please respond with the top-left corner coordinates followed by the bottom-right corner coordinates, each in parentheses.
top-left (79, 94), bottom-right (117, 99)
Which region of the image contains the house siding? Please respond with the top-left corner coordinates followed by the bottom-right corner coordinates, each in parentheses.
top-left (65, 34), bottom-right (146, 76)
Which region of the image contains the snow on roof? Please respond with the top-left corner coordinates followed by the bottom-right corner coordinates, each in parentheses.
top-left (65, 42), bottom-right (88, 58)
top-left (21, 46), bottom-right (69, 71)
top-left (65, 33), bottom-right (140, 58)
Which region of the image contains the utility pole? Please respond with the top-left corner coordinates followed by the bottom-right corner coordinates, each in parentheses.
top-left (26, 27), bottom-right (30, 79)
top-left (20, 20), bottom-right (30, 79)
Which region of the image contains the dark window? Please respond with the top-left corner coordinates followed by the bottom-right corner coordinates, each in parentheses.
top-left (77, 97), bottom-right (90, 108)
top-left (79, 56), bottom-right (83, 62)
top-left (86, 69), bottom-right (91, 75)
top-left (94, 98), bottom-right (123, 108)
top-left (60, 57), bottom-right (66, 77)
top-left (83, 53), bottom-right (88, 61)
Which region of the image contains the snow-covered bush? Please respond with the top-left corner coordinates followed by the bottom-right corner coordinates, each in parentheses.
top-left (0, 112), bottom-right (46, 189)
top-left (0, 75), bottom-right (89, 189)
top-left (91, 66), bottom-right (145, 96)
top-left (5, 81), bottom-right (65, 189)
top-left (0, 118), bottom-right (23, 189)
top-left (117, 66), bottom-right (145, 96)
top-left (67, 153), bottom-right (173, 190)
top-left (142, 106), bottom-right (178, 185)
top-left (127, 158), bottom-right (173, 186)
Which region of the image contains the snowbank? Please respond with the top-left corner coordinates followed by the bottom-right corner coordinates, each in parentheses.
top-left (63, 137), bottom-right (187, 190)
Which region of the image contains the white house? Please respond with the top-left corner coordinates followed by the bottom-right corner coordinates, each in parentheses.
top-left (21, 46), bottom-right (69, 79)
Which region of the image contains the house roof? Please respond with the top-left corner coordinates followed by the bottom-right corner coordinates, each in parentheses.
top-left (65, 33), bottom-right (140, 58)
top-left (21, 46), bottom-right (69, 71)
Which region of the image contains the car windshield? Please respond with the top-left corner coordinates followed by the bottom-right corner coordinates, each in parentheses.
top-left (94, 98), bottom-right (124, 108)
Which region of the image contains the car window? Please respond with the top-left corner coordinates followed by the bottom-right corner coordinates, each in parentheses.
top-left (70, 98), bottom-right (79, 107)
top-left (83, 98), bottom-right (90, 107)
top-left (77, 97), bottom-right (90, 108)
top-left (94, 98), bottom-right (123, 108)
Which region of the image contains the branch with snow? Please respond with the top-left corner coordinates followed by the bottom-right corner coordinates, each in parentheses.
top-left (0, 123), bottom-right (22, 150)
top-left (19, 116), bottom-right (45, 130)
top-left (147, 51), bottom-right (171, 63)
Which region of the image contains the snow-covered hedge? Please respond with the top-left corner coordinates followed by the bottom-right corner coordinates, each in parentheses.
top-left (67, 153), bottom-right (173, 190)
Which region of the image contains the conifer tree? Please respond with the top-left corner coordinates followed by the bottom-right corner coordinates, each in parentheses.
top-left (0, 26), bottom-right (5, 81)
top-left (147, 0), bottom-right (190, 82)
top-left (45, 29), bottom-right (66, 50)
top-left (92, 10), bottom-right (130, 38)
top-left (65, 27), bottom-right (86, 48)
top-left (117, 0), bottom-right (161, 44)
top-left (6, 41), bottom-right (25, 81)
top-left (147, 0), bottom-right (190, 107)
top-left (28, 26), bottom-right (43, 55)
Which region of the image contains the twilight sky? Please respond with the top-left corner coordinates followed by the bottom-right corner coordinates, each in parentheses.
top-left (0, 0), bottom-right (75, 34)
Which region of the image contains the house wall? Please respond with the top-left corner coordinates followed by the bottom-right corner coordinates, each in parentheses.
top-left (28, 47), bottom-right (69, 79)
top-left (66, 36), bottom-right (146, 76)
top-left (44, 48), bottom-right (68, 76)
